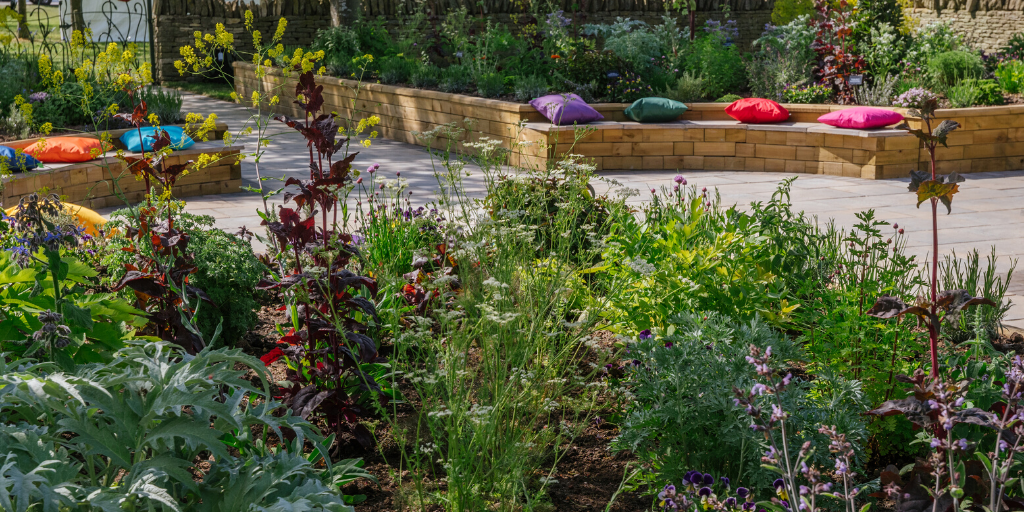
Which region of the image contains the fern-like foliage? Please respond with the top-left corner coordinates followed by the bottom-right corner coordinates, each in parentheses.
top-left (0, 342), bottom-right (373, 511)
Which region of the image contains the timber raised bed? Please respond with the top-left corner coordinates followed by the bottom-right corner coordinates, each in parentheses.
top-left (234, 62), bottom-right (1024, 179)
top-left (3, 122), bottom-right (242, 209)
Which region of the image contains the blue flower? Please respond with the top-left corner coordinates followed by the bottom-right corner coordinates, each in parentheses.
top-left (698, 486), bottom-right (712, 497)
top-left (639, 329), bottom-right (652, 340)
top-left (703, 473), bottom-right (713, 486)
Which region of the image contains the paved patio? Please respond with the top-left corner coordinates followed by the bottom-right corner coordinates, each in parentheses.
top-left (98, 92), bottom-right (1024, 327)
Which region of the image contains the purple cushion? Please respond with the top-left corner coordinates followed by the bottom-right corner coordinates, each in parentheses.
top-left (529, 93), bottom-right (604, 125)
top-left (817, 107), bottom-right (904, 129)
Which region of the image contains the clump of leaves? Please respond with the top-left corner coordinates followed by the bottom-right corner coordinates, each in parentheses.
top-left (0, 341), bottom-right (372, 510)
top-left (810, 0), bottom-right (864, 104)
top-left (100, 88), bottom-right (220, 354)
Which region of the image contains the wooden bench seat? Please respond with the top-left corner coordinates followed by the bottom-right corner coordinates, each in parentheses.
top-left (517, 119), bottom-right (924, 179)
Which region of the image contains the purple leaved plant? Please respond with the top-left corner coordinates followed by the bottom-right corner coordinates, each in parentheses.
top-left (865, 91), bottom-right (994, 379)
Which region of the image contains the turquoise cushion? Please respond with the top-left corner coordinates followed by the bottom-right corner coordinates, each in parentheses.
top-left (624, 97), bottom-right (688, 123)
top-left (119, 126), bottom-right (195, 152)
top-left (0, 145), bottom-right (40, 172)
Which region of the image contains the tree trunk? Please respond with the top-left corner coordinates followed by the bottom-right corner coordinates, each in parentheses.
top-left (329, 0), bottom-right (361, 25)
top-left (17, 0), bottom-right (30, 39)
top-left (329, 0), bottom-right (343, 26)
top-left (70, 0), bottom-right (87, 32)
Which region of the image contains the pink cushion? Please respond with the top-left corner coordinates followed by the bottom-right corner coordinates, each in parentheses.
top-left (725, 98), bottom-right (790, 123)
top-left (529, 93), bottom-right (604, 125)
top-left (817, 107), bottom-right (904, 129)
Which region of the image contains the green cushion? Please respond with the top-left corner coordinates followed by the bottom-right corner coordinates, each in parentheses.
top-left (623, 97), bottom-right (688, 123)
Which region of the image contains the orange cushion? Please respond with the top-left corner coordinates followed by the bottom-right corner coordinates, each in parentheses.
top-left (23, 137), bottom-right (109, 163)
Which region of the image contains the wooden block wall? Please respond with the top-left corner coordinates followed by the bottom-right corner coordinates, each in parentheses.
top-left (234, 63), bottom-right (1024, 179)
top-left (525, 125), bottom-right (922, 179)
top-left (2, 147), bottom-right (243, 209)
top-left (903, 106), bottom-right (1024, 175)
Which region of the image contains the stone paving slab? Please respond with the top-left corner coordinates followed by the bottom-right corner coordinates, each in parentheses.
top-left (95, 92), bottom-right (1024, 328)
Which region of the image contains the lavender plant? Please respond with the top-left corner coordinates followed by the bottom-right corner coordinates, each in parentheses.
top-left (732, 345), bottom-right (868, 512)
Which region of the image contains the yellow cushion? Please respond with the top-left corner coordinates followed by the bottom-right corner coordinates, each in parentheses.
top-left (5, 204), bottom-right (107, 237)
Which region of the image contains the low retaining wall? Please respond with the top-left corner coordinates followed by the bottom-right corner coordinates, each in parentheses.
top-left (234, 62), bottom-right (1024, 180)
top-left (3, 123), bottom-right (242, 209)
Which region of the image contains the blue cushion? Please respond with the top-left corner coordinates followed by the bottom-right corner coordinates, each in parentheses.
top-left (0, 145), bottom-right (40, 172)
top-left (119, 126), bottom-right (195, 152)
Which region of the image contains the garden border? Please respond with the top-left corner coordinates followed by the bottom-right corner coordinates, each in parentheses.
top-left (234, 62), bottom-right (1024, 180)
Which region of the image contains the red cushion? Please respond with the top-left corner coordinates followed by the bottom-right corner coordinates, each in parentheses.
top-left (724, 98), bottom-right (790, 124)
top-left (817, 107), bottom-right (904, 129)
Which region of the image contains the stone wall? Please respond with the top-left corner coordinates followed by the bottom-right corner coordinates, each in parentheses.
top-left (369, 10), bottom-right (775, 50)
top-left (907, 7), bottom-right (1024, 52)
top-left (362, 0), bottom-right (776, 50)
top-left (153, 0), bottom-right (331, 83)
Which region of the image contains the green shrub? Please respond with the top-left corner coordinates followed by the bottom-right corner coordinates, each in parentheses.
top-left (378, 56), bottom-right (416, 84)
top-left (851, 0), bottom-right (905, 50)
top-left (661, 72), bottom-right (705, 103)
top-left (995, 59), bottom-right (1024, 94)
top-left (512, 74), bottom-right (549, 102)
top-left (606, 70), bottom-right (654, 103)
top-left (102, 211), bottom-right (265, 347)
top-left (551, 49), bottom-right (635, 102)
top-left (967, 78), bottom-right (1004, 105)
top-left (310, 25), bottom-right (361, 61)
top-left (476, 71), bottom-right (505, 98)
top-left (782, 83), bottom-right (832, 103)
top-left (903, 21), bottom-right (965, 75)
top-left (0, 103), bottom-right (30, 139)
top-left (0, 341), bottom-right (371, 510)
top-left (599, 23), bottom-right (663, 72)
top-left (0, 52), bottom-right (36, 115)
top-left (928, 50), bottom-right (984, 88)
top-left (324, 52), bottom-right (355, 78)
top-left (137, 86), bottom-right (183, 124)
top-left (484, 160), bottom-right (625, 265)
top-left (715, 93), bottom-right (742, 102)
top-left (771, 0), bottom-right (814, 24)
top-left (946, 78), bottom-right (1003, 107)
top-left (614, 312), bottom-right (868, 489)
top-left (1003, 31), bottom-right (1024, 60)
top-left (33, 81), bottom-right (125, 129)
top-left (439, 65), bottom-right (472, 93)
top-left (410, 63), bottom-right (440, 88)
top-left (684, 35), bottom-right (745, 99)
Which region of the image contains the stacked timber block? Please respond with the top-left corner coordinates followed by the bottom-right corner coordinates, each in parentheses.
top-left (2, 123), bottom-right (241, 208)
top-left (518, 121), bottom-right (919, 179)
top-left (905, 106), bottom-right (1024, 175)
top-left (234, 62), bottom-right (532, 154)
top-left (235, 62), bottom-right (1024, 180)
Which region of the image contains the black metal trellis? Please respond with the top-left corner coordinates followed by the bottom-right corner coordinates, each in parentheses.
top-left (7, 0), bottom-right (155, 73)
